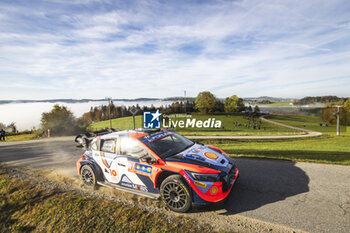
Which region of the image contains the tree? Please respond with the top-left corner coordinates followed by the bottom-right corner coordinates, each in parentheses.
top-left (224, 95), bottom-right (245, 113)
top-left (247, 105), bottom-right (253, 112)
top-left (322, 106), bottom-right (350, 126)
top-left (0, 122), bottom-right (17, 133)
top-left (344, 98), bottom-right (350, 111)
top-left (8, 122), bottom-right (16, 133)
top-left (41, 105), bottom-right (80, 136)
top-left (215, 100), bottom-right (225, 112)
top-left (0, 122), bottom-right (6, 130)
top-left (342, 98), bottom-right (350, 126)
top-left (195, 91), bottom-right (217, 114)
top-left (254, 105), bottom-right (260, 113)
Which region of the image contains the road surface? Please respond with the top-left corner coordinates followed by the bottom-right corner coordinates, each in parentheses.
top-left (0, 138), bottom-right (349, 233)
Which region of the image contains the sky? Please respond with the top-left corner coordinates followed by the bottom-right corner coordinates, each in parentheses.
top-left (0, 0), bottom-right (350, 100)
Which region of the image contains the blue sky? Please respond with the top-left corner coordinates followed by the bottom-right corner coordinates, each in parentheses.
top-left (0, 0), bottom-right (349, 99)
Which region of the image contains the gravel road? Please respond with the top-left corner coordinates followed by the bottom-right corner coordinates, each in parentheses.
top-left (0, 138), bottom-right (349, 233)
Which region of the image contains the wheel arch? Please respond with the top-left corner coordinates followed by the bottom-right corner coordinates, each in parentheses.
top-left (156, 171), bottom-right (193, 197)
top-left (155, 170), bottom-right (178, 189)
top-left (80, 160), bottom-right (104, 182)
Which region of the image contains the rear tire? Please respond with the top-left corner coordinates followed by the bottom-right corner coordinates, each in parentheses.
top-left (81, 165), bottom-right (96, 188)
top-left (160, 175), bottom-right (192, 212)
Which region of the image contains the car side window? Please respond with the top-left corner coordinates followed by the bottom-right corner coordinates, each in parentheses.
top-left (100, 139), bottom-right (116, 153)
top-left (119, 137), bottom-right (149, 159)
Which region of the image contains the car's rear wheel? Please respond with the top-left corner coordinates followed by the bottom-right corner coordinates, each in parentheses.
top-left (160, 175), bottom-right (192, 212)
top-left (81, 165), bottom-right (96, 188)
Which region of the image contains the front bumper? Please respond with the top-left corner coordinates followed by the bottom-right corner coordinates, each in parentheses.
top-left (181, 167), bottom-right (239, 203)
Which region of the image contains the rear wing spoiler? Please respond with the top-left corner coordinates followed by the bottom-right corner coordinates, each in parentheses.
top-left (75, 128), bottom-right (119, 149)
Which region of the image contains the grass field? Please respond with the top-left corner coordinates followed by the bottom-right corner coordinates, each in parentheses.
top-left (90, 114), bottom-right (301, 136)
top-left (265, 114), bottom-right (345, 135)
top-left (0, 167), bottom-right (210, 232)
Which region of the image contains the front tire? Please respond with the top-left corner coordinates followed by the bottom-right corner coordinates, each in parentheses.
top-left (160, 175), bottom-right (192, 212)
top-left (81, 165), bottom-right (96, 188)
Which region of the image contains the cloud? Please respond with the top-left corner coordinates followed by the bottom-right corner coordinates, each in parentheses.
top-left (0, 0), bottom-right (349, 99)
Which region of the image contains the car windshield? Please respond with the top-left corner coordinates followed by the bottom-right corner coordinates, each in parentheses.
top-left (143, 133), bottom-right (194, 159)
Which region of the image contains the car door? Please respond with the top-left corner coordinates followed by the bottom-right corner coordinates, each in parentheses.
top-left (98, 138), bottom-right (119, 183)
top-left (116, 136), bottom-right (158, 193)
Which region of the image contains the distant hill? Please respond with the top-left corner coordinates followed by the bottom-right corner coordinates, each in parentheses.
top-left (294, 96), bottom-right (346, 105)
top-left (243, 96), bottom-right (296, 101)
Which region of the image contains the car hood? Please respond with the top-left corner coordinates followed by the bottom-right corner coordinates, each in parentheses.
top-left (165, 143), bottom-right (235, 173)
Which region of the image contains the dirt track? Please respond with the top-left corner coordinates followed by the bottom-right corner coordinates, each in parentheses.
top-left (1, 138), bottom-right (349, 232)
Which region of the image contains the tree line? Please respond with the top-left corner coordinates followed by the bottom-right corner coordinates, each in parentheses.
top-left (295, 96), bottom-right (345, 105)
top-left (81, 91), bottom-right (256, 124)
top-left (81, 100), bottom-right (196, 124)
top-left (194, 91), bottom-right (260, 114)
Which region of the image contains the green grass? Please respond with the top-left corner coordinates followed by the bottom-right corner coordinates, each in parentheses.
top-left (1, 133), bottom-right (37, 142)
top-left (0, 167), bottom-right (211, 232)
top-left (90, 115), bottom-right (144, 131)
top-left (90, 114), bottom-right (301, 136)
top-left (265, 114), bottom-right (346, 134)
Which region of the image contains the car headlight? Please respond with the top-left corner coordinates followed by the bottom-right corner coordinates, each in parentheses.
top-left (188, 171), bottom-right (220, 182)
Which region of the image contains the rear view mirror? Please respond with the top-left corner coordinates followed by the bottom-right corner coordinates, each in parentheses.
top-left (141, 156), bottom-right (155, 164)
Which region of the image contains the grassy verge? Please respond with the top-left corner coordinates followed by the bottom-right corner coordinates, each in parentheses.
top-left (1, 133), bottom-right (37, 142)
top-left (197, 133), bottom-right (350, 165)
top-left (0, 168), bottom-right (210, 232)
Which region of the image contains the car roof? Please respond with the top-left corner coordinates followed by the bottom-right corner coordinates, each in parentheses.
top-left (99, 128), bottom-right (166, 140)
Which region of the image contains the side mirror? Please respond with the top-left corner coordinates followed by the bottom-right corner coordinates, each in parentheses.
top-left (141, 156), bottom-right (155, 164)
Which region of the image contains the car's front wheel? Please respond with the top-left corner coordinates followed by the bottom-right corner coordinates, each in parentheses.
top-left (80, 165), bottom-right (96, 188)
top-left (160, 175), bottom-right (192, 212)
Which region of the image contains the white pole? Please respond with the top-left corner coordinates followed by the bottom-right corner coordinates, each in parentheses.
top-left (336, 106), bottom-right (341, 136)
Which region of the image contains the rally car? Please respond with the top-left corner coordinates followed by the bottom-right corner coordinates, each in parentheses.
top-left (76, 129), bottom-right (239, 212)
